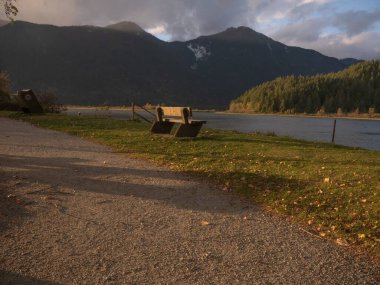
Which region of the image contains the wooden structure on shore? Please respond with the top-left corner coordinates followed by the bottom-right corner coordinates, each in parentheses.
top-left (151, 107), bottom-right (206, 137)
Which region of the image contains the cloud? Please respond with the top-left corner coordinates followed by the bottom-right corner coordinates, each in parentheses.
top-left (16, 0), bottom-right (251, 40)
top-left (267, 3), bottom-right (380, 59)
top-left (333, 10), bottom-right (380, 36)
top-left (281, 32), bottom-right (380, 60)
top-left (336, 32), bottom-right (380, 59)
top-left (287, 1), bottom-right (331, 20)
top-left (12, 0), bottom-right (380, 59)
top-left (146, 25), bottom-right (166, 35)
top-left (15, 0), bottom-right (79, 26)
top-left (271, 18), bottom-right (328, 43)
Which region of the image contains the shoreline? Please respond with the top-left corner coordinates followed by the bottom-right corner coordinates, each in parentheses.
top-left (66, 106), bottom-right (380, 121)
top-left (220, 111), bottom-right (380, 121)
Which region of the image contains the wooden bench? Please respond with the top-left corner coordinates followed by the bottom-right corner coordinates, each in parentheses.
top-left (15, 89), bottom-right (44, 114)
top-left (150, 107), bottom-right (206, 137)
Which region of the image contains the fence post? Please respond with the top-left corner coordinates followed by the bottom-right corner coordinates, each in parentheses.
top-left (132, 102), bottom-right (135, 121)
top-left (331, 119), bottom-right (336, 143)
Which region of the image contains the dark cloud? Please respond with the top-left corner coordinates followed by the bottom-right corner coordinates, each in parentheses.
top-left (142, 0), bottom-right (251, 40)
top-left (32, 0), bottom-right (252, 40)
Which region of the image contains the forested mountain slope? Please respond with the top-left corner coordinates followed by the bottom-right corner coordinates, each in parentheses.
top-left (230, 61), bottom-right (380, 113)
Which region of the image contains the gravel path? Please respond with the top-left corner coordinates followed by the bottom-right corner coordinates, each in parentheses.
top-left (0, 117), bottom-right (379, 285)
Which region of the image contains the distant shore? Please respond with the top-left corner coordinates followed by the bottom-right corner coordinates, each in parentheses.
top-left (222, 111), bottom-right (380, 121)
top-left (66, 105), bottom-right (380, 121)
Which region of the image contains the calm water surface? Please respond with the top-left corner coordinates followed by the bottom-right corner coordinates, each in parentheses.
top-left (66, 109), bottom-right (380, 151)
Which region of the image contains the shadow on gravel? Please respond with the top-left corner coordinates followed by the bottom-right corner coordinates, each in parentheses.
top-left (0, 153), bottom-right (305, 214)
top-left (0, 170), bottom-right (30, 234)
top-left (0, 271), bottom-right (61, 285)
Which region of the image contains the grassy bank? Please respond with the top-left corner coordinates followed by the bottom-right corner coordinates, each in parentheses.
top-left (2, 112), bottom-right (379, 257)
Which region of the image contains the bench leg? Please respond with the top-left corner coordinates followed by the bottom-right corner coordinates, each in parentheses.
top-left (174, 123), bottom-right (204, 137)
top-left (151, 121), bottom-right (175, 134)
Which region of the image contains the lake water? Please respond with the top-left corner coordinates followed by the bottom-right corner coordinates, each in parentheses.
top-left (66, 109), bottom-right (380, 151)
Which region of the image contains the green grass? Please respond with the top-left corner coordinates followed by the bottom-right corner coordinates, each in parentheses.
top-left (2, 112), bottom-right (380, 256)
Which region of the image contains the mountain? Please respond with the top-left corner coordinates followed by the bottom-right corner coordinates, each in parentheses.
top-left (0, 19), bottom-right (9, 27)
top-left (182, 26), bottom-right (348, 106)
top-left (0, 21), bottom-right (190, 106)
top-left (106, 21), bottom-right (145, 34)
top-left (105, 21), bottom-right (167, 44)
top-left (0, 21), bottom-right (355, 108)
top-left (230, 60), bottom-right (380, 114)
top-left (339, 58), bottom-right (363, 67)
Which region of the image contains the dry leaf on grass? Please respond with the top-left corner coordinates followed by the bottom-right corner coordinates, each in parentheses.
top-left (336, 238), bottom-right (350, 247)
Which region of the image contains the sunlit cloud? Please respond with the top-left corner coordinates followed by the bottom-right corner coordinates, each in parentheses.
top-left (300, 0), bottom-right (330, 5)
top-left (146, 24), bottom-right (166, 34)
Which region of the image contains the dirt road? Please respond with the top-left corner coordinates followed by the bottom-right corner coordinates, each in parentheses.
top-left (0, 118), bottom-right (379, 284)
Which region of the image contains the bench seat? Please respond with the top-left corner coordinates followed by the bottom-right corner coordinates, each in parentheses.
top-left (163, 118), bottom-right (207, 124)
top-left (151, 107), bottom-right (206, 137)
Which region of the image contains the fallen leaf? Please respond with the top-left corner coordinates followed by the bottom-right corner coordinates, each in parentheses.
top-left (336, 238), bottom-right (349, 246)
top-left (358, 233), bottom-right (366, 239)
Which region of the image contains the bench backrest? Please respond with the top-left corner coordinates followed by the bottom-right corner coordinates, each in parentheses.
top-left (16, 89), bottom-right (44, 113)
top-left (156, 107), bottom-right (192, 124)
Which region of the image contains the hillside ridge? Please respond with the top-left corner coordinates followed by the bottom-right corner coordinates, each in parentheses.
top-left (230, 60), bottom-right (380, 114)
top-left (0, 20), bottom-right (357, 108)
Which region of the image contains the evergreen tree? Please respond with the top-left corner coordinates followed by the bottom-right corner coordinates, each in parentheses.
top-left (230, 61), bottom-right (380, 114)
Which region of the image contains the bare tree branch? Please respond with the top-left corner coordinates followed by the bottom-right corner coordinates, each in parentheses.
top-left (1, 0), bottom-right (18, 20)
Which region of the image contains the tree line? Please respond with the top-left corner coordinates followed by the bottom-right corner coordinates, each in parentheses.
top-left (230, 60), bottom-right (380, 114)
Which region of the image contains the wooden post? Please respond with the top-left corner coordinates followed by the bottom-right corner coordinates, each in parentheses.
top-left (132, 102), bottom-right (135, 121)
top-left (331, 119), bottom-right (336, 143)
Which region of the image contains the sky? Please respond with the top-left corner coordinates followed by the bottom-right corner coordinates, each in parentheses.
top-left (4, 0), bottom-right (380, 59)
